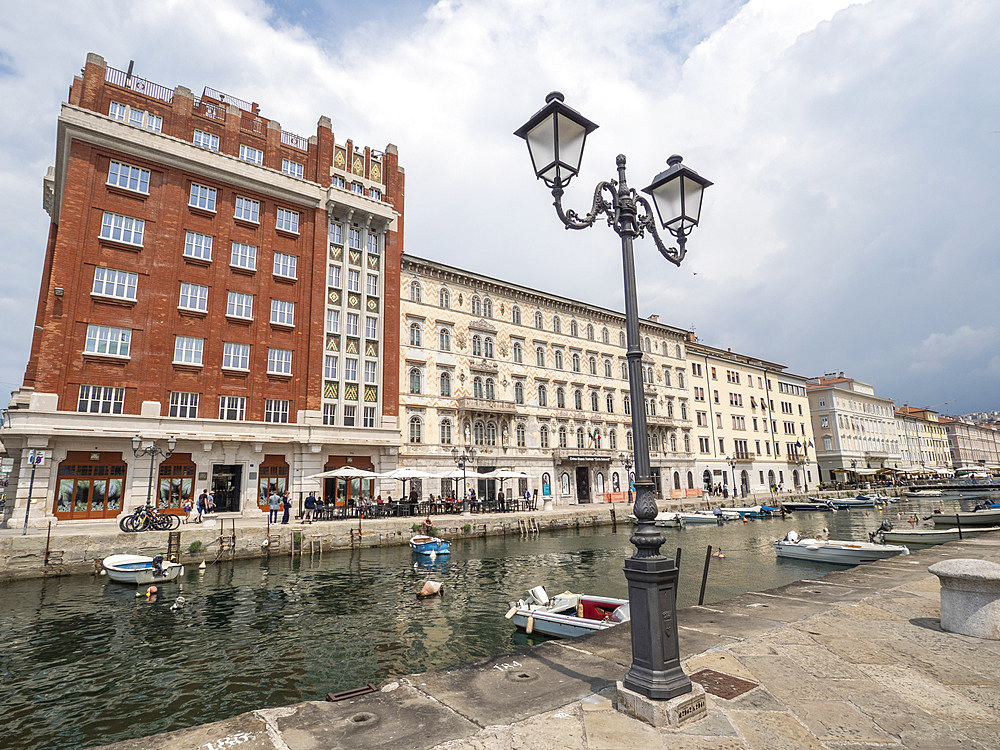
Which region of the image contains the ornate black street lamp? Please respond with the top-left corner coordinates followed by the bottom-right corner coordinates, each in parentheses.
top-left (451, 445), bottom-right (477, 513)
top-left (132, 434), bottom-right (177, 509)
top-left (727, 456), bottom-right (738, 499)
top-left (516, 92), bottom-right (711, 701)
top-left (619, 451), bottom-right (635, 505)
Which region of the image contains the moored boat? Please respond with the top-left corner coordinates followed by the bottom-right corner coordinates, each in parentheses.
top-left (877, 525), bottom-right (1000, 546)
top-left (627, 511), bottom-right (683, 528)
top-left (721, 504), bottom-right (777, 519)
top-left (905, 489), bottom-right (944, 497)
top-left (678, 510), bottom-right (740, 524)
top-left (782, 500), bottom-right (836, 512)
top-left (101, 554), bottom-right (184, 584)
top-left (409, 535), bottom-right (451, 555)
top-left (773, 530), bottom-right (908, 565)
top-left (930, 508), bottom-right (1000, 527)
top-left (505, 586), bottom-right (630, 638)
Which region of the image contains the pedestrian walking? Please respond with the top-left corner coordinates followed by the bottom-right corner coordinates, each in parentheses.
top-left (303, 492), bottom-right (316, 523)
top-left (281, 492), bottom-right (291, 524)
top-left (268, 488), bottom-right (282, 523)
top-left (195, 489), bottom-right (208, 523)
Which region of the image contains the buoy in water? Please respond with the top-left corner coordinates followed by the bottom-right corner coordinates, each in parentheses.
top-left (417, 580), bottom-right (443, 598)
top-left (146, 585), bottom-right (158, 597)
top-left (198, 561), bottom-right (207, 569)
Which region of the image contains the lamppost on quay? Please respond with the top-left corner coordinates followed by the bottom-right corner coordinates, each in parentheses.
top-left (132, 434), bottom-right (177, 509)
top-left (516, 92), bottom-right (712, 704)
top-left (619, 452), bottom-right (634, 505)
top-left (451, 446), bottom-right (476, 513)
top-left (726, 456), bottom-right (738, 499)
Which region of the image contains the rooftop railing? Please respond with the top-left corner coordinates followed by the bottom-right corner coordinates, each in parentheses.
top-left (105, 66), bottom-right (174, 104)
top-left (193, 98), bottom-right (226, 122)
top-left (281, 130), bottom-right (309, 151)
top-left (202, 86), bottom-right (254, 114)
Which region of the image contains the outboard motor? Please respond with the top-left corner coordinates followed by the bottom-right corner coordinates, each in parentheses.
top-left (151, 554), bottom-right (165, 578)
top-left (784, 530), bottom-right (800, 543)
top-left (880, 519), bottom-right (893, 532)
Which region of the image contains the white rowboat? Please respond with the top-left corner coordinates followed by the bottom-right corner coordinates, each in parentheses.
top-left (505, 586), bottom-right (630, 639)
top-left (930, 508), bottom-right (1000, 527)
top-left (773, 531), bottom-right (908, 565)
top-left (879, 526), bottom-right (1000, 545)
top-left (101, 554), bottom-right (184, 584)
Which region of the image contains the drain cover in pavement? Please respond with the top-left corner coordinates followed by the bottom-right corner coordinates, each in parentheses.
top-left (689, 668), bottom-right (758, 699)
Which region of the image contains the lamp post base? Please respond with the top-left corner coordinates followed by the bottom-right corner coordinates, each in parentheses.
top-left (615, 680), bottom-right (706, 728)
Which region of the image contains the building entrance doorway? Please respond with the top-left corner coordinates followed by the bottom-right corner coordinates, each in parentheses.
top-left (212, 465), bottom-right (242, 512)
top-left (576, 466), bottom-right (591, 503)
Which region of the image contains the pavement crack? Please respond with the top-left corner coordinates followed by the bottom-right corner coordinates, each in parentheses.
top-left (252, 706), bottom-right (296, 750)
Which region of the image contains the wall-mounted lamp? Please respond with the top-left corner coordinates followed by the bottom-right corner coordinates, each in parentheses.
top-left (53, 288), bottom-right (64, 297)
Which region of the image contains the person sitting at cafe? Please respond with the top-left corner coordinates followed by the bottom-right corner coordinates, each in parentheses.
top-left (421, 516), bottom-right (434, 535)
top-left (314, 497), bottom-right (326, 519)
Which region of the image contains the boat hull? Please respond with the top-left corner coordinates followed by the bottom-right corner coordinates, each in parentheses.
top-left (510, 593), bottom-right (629, 638)
top-left (930, 509), bottom-right (1000, 527)
top-left (102, 554), bottom-right (184, 584)
top-left (881, 526), bottom-right (1000, 545)
top-left (409, 535), bottom-right (451, 555)
top-left (773, 539), bottom-right (908, 565)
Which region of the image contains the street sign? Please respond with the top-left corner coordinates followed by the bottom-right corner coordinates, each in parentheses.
top-left (27, 450), bottom-right (47, 466)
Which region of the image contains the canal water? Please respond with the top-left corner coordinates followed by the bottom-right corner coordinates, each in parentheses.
top-left (0, 494), bottom-right (990, 750)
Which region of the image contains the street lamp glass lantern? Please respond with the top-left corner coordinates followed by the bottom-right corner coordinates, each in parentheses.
top-left (131, 434), bottom-right (142, 453)
top-left (642, 155), bottom-right (712, 235)
top-left (167, 435), bottom-right (177, 453)
top-left (514, 92), bottom-right (598, 188)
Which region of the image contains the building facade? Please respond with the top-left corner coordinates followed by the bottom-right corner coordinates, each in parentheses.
top-left (396, 255), bottom-right (816, 504)
top-left (894, 407), bottom-right (953, 474)
top-left (2, 54), bottom-right (405, 526)
top-left (941, 417), bottom-right (1000, 472)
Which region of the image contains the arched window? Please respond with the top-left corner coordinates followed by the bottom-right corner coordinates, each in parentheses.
top-left (644, 336), bottom-right (651, 352)
top-left (574, 390), bottom-right (583, 410)
top-left (554, 351), bottom-right (564, 369)
top-left (535, 346), bottom-right (545, 367)
top-left (650, 434), bottom-right (659, 451)
top-left (576, 428), bottom-right (585, 448)
top-left (485, 422), bottom-right (497, 445)
top-left (534, 310), bottom-right (543, 329)
top-left (667, 400), bottom-right (674, 418)
top-left (440, 371), bottom-right (451, 396)
top-left (602, 327), bottom-right (610, 344)
top-left (409, 281), bottom-right (421, 303)
top-left (674, 471), bottom-right (681, 490)
top-left (556, 387), bottom-right (566, 408)
top-left (626, 430), bottom-right (633, 451)
top-left (596, 472), bottom-right (605, 494)
top-left (606, 393), bottom-right (615, 413)
top-left (408, 416), bottom-right (422, 443)
top-left (570, 319), bottom-right (578, 337)
top-left (703, 469), bottom-right (712, 490)
top-left (484, 378), bottom-right (496, 400)
top-left (512, 342), bottom-right (523, 363)
top-left (612, 471), bottom-right (620, 491)
top-left (678, 371), bottom-right (685, 388)
top-left (572, 353), bottom-right (581, 372)
top-left (484, 337), bottom-right (494, 359)
top-left (662, 341), bottom-right (669, 355)
top-left (683, 434), bottom-right (691, 452)
top-left (439, 287), bottom-right (450, 309)
top-left (680, 401), bottom-right (688, 420)
top-left (440, 419), bottom-right (452, 445)
top-left (586, 324), bottom-right (594, 340)
top-left (409, 322), bottom-right (421, 346)
top-left (609, 430), bottom-right (617, 450)
top-left (514, 381), bottom-right (524, 404)
top-left (512, 305), bottom-right (521, 325)
top-left (408, 368), bottom-right (421, 394)
top-left (604, 359), bottom-right (612, 378)
top-left (439, 327), bottom-right (451, 351)
top-left (473, 421), bottom-right (485, 445)
top-left (553, 316), bottom-right (561, 334)
top-left (471, 295), bottom-right (482, 316)
top-left (624, 395), bottom-right (631, 415)
top-left (670, 433), bottom-right (677, 452)
top-left (619, 331), bottom-right (626, 347)
top-left (687, 471), bottom-right (694, 490)
top-left (473, 376), bottom-right (484, 398)
top-left (561, 472), bottom-right (570, 494)
top-left (590, 391), bottom-right (599, 411)
top-left (515, 423), bottom-right (526, 447)
top-left (675, 344), bottom-right (682, 359)
top-left (483, 297), bottom-right (493, 318)
top-left (558, 426), bottom-right (568, 448)
top-left (589, 356), bottom-right (597, 375)
top-left (621, 363), bottom-right (628, 379)
top-left (663, 368), bottom-right (671, 387)
top-left (472, 335), bottom-right (482, 357)
top-left (540, 425), bottom-right (549, 448)
top-left (538, 384), bottom-right (548, 407)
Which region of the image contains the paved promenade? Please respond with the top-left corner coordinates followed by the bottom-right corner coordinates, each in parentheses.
top-left (98, 533), bottom-right (1000, 750)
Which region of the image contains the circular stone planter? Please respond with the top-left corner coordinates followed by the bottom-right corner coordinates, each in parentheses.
top-left (928, 558), bottom-right (1000, 639)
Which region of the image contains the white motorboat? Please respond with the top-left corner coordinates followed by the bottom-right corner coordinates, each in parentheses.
top-left (930, 508), bottom-right (1000, 527)
top-left (505, 586), bottom-right (630, 638)
top-left (878, 526), bottom-right (1000, 546)
top-left (773, 530), bottom-right (908, 565)
top-left (101, 554), bottom-right (184, 584)
top-left (905, 489), bottom-right (944, 497)
top-left (678, 510), bottom-right (740, 524)
top-left (627, 511), bottom-right (683, 528)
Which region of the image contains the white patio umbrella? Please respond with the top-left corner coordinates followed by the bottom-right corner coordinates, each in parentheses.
top-left (304, 466), bottom-right (381, 479)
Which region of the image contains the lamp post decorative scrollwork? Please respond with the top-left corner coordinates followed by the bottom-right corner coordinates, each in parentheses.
top-left (516, 92), bottom-right (712, 701)
top-left (132, 434), bottom-right (177, 510)
top-left (451, 446), bottom-right (477, 513)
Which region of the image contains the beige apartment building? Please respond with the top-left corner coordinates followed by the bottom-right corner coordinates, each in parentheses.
top-left (941, 417), bottom-right (1000, 472)
top-left (895, 407), bottom-right (953, 474)
top-left (397, 255), bottom-right (815, 504)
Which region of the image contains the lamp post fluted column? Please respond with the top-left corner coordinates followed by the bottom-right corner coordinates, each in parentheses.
top-left (516, 92), bottom-right (712, 701)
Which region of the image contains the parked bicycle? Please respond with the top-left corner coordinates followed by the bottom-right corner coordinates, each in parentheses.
top-left (119, 503), bottom-right (180, 532)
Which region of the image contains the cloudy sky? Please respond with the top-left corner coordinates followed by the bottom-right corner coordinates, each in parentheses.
top-left (1, 0), bottom-right (998, 415)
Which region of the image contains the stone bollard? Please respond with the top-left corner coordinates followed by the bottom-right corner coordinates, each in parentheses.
top-left (928, 558), bottom-right (1000, 639)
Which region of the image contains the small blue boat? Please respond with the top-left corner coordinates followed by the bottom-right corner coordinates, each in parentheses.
top-left (409, 535), bottom-right (450, 555)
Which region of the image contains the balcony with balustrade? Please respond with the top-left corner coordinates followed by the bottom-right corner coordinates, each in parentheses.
top-left (457, 397), bottom-right (518, 415)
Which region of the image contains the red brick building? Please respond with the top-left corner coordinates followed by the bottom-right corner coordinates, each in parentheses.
top-left (3, 54), bottom-right (404, 524)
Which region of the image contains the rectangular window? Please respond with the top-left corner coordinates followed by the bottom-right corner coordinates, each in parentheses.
top-left (330, 222), bottom-right (343, 244)
top-left (275, 207), bottom-right (299, 233)
top-left (267, 348), bottom-right (292, 375)
top-left (698, 436), bottom-right (710, 453)
top-left (264, 399), bottom-right (290, 423)
top-left (365, 316), bottom-right (378, 339)
top-left (222, 342), bottom-right (250, 370)
top-left (77, 385), bottom-right (124, 414)
top-left (323, 403), bottom-right (336, 425)
top-left (189, 183), bottom-right (217, 211)
top-left (169, 391), bottom-right (199, 418)
top-left (178, 282), bottom-right (208, 312)
top-left (368, 187), bottom-right (381, 200)
top-left (273, 252), bottom-right (297, 279)
top-left (326, 309), bottom-right (339, 333)
top-left (344, 358), bottom-right (358, 381)
top-left (351, 182), bottom-right (364, 195)
top-left (108, 101), bottom-right (127, 121)
top-left (84, 324), bottom-right (131, 358)
top-left (226, 291), bottom-right (253, 319)
top-left (173, 335), bottom-right (204, 365)
top-left (184, 231), bottom-right (213, 261)
top-left (343, 405), bottom-right (356, 426)
top-left (281, 159), bottom-right (304, 178)
top-left (696, 411), bottom-right (708, 427)
top-left (230, 242), bottom-right (257, 270)
top-left (363, 406), bottom-right (376, 428)
top-left (109, 101), bottom-right (161, 132)
top-left (364, 361), bottom-right (377, 383)
top-left (367, 234), bottom-right (379, 253)
top-left (192, 129), bottom-right (219, 151)
top-left (328, 265), bottom-right (341, 288)
top-left (348, 228), bottom-right (361, 249)
top-left (92, 267), bottom-right (138, 301)
top-left (332, 175), bottom-right (346, 189)
top-left (366, 274), bottom-right (378, 296)
top-left (324, 355), bottom-right (338, 379)
top-left (100, 211), bottom-right (144, 246)
top-left (347, 269), bottom-right (360, 292)
top-left (219, 396), bottom-right (246, 421)
top-left (107, 160), bottom-right (150, 194)
top-left (239, 144), bottom-right (263, 165)
top-left (346, 313), bottom-right (359, 337)
top-left (270, 299), bottom-right (295, 326)
top-left (234, 196), bottom-right (260, 223)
